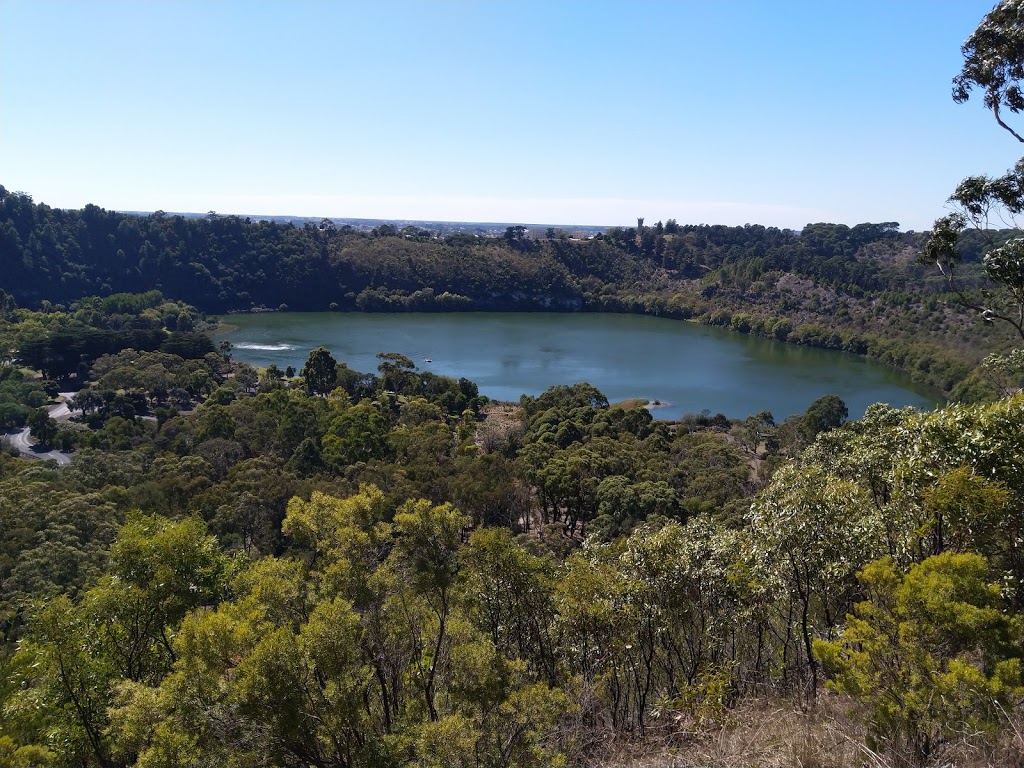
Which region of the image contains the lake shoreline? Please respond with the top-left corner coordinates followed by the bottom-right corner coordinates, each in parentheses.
top-left (210, 307), bottom-right (951, 405)
top-left (216, 311), bottom-right (938, 421)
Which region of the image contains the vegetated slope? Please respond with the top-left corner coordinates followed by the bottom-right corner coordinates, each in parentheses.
top-left (1, 186), bottom-right (1014, 396)
top-left (0, 189), bottom-right (953, 315)
top-left (0, 189), bottom-right (646, 312)
top-left (2, 314), bottom-right (1024, 767)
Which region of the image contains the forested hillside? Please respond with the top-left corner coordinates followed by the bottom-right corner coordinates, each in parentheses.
top-left (2, 186), bottom-right (1017, 397)
top-left (0, 188), bottom-right (977, 319)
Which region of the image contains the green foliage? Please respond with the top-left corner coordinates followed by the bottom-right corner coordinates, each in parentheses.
top-left (0, 472), bottom-right (124, 633)
top-left (94, 488), bottom-right (572, 768)
top-left (747, 463), bottom-right (882, 693)
top-left (922, 1), bottom-right (1024, 383)
top-left (801, 394), bottom-right (848, 441)
top-left (954, 0), bottom-right (1024, 141)
top-left (815, 553), bottom-right (1024, 765)
top-left (322, 401), bottom-right (391, 469)
top-left (16, 595), bottom-right (119, 766)
top-left (0, 365), bottom-right (46, 430)
top-left (592, 475), bottom-right (680, 540)
top-left (301, 345), bottom-right (337, 396)
top-left (25, 408), bottom-right (57, 446)
top-left (461, 528), bottom-right (559, 682)
top-left (0, 736), bottom-right (54, 768)
top-left (3, 514), bottom-right (230, 766)
top-left (1, 370), bottom-right (1022, 767)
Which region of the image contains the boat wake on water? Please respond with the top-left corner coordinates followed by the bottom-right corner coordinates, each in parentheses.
top-left (234, 343), bottom-right (295, 351)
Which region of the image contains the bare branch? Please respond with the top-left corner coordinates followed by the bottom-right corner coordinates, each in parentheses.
top-left (993, 103), bottom-right (1024, 143)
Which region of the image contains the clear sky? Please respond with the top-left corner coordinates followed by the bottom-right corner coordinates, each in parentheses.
top-left (1, 1), bottom-right (1020, 230)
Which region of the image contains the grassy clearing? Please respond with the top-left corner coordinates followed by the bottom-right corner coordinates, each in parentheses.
top-left (610, 398), bottom-right (651, 410)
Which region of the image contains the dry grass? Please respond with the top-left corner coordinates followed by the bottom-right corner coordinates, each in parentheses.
top-left (610, 398), bottom-right (651, 411)
top-left (580, 696), bottom-right (866, 768)
top-left (576, 694), bottom-right (1024, 768)
top-left (474, 401), bottom-right (524, 454)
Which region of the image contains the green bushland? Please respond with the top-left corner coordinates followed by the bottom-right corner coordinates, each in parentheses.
top-left (2, 189), bottom-right (1015, 398)
top-left (2, 292), bottom-right (1024, 765)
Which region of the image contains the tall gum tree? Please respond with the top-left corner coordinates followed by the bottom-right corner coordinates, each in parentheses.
top-left (922, 0), bottom-right (1024, 383)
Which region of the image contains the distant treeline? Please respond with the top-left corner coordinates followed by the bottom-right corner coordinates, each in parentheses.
top-left (0, 187), bottom-right (952, 314)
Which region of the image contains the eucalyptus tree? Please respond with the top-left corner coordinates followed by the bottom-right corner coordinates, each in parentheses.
top-left (7, 515), bottom-right (232, 767)
top-left (954, 0), bottom-right (1024, 142)
top-left (922, 0), bottom-right (1024, 376)
top-left (745, 464), bottom-right (883, 697)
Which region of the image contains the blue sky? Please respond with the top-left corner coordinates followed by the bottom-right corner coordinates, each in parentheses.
top-left (1, 1), bottom-right (1019, 229)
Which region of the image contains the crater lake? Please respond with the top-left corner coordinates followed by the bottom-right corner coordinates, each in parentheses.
top-left (218, 312), bottom-right (939, 420)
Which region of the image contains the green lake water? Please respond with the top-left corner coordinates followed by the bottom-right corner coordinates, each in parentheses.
top-left (219, 312), bottom-right (940, 420)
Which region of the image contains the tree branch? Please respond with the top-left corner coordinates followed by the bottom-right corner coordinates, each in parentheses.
top-left (993, 103), bottom-right (1024, 143)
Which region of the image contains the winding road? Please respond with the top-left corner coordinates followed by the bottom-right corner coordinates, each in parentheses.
top-left (1, 393), bottom-right (75, 465)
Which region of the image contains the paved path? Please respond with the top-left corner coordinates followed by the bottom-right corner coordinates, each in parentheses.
top-left (3, 426), bottom-right (72, 464)
top-left (48, 393), bottom-right (75, 421)
top-left (1, 392), bottom-right (76, 465)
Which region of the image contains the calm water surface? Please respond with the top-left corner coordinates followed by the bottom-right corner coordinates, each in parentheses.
top-left (219, 312), bottom-right (939, 420)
